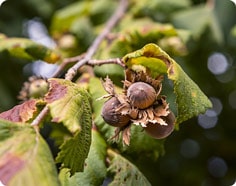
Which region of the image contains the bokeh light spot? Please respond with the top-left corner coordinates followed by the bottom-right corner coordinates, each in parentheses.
top-left (210, 97), bottom-right (223, 115)
top-left (231, 179), bottom-right (236, 186)
top-left (198, 110), bottom-right (218, 129)
top-left (0, 0), bottom-right (6, 6)
top-left (198, 97), bottom-right (222, 129)
top-left (180, 139), bottom-right (200, 158)
top-left (208, 157), bottom-right (228, 178)
top-left (207, 53), bottom-right (228, 75)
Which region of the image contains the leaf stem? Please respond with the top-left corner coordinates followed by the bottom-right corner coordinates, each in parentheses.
top-left (52, 57), bottom-right (124, 78)
top-left (65, 0), bottom-right (128, 80)
top-left (31, 106), bottom-right (49, 126)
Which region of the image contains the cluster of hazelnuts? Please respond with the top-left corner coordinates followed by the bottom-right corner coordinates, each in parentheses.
top-left (101, 69), bottom-right (175, 145)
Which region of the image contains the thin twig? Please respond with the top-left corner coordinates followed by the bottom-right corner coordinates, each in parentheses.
top-left (65, 0), bottom-right (128, 80)
top-left (31, 106), bottom-right (49, 126)
top-left (30, 0), bottom-right (128, 126)
top-left (51, 53), bottom-right (85, 78)
top-left (88, 58), bottom-right (125, 67)
top-left (52, 55), bottom-right (123, 78)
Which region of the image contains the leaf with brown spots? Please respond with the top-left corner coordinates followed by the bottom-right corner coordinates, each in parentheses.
top-left (45, 78), bottom-right (92, 134)
top-left (0, 99), bottom-right (42, 123)
top-left (45, 78), bottom-right (92, 175)
top-left (107, 149), bottom-right (151, 186)
top-left (0, 120), bottom-right (60, 186)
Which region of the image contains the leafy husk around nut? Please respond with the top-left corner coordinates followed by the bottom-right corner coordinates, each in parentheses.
top-left (100, 69), bottom-right (174, 145)
top-left (18, 76), bottom-right (49, 101)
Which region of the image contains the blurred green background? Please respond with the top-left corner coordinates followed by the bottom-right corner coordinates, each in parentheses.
top-left (0, 0), bottom-right (236, 185)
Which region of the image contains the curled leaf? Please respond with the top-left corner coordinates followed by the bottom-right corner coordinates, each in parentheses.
top-left (123, 43), bottom-right (212, 124)
top-left (0, 99), bottom-right (43, 123)
top-left (0, 36), bottom-right (60, 63)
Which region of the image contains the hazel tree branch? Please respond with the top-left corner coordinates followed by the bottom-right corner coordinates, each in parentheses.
top-left (52, 56), bottom-right (124, 78)
top-left (51, 53), bottom-right (85, 78)
top-left (88, 58), bottom-right (125, 67)
top-left (31, 0), bottom-right (128, 126)
top-left (65, 0), bottom-right (128, 80)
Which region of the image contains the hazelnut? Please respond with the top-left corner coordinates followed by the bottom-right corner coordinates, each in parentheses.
top-left (144, 111), bottom-right (175, 139)
top-left (102, 97), bottom-right (130, 127)
top-left (18, 76), bottom-right (49, 101)
top-left (127, 82), bottom-right (156, 109)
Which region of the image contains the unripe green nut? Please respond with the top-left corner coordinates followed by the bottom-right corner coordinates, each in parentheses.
top-left (29, 79), bottom-right (49, 99)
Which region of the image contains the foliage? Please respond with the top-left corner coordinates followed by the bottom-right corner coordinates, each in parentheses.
top-left (0, 0), bottom-right (236, 185)
top-left (0, 119), bottom-right (60, 186)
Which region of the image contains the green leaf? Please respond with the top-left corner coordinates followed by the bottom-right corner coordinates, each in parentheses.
top-left (45, 78), bottom-right (91, 133)
top-left (107, 149), bottom-right (151, 186)
top-left (0, 35), bottom-right (60, 63)
top-left (50, 0), bottom-right (116, 37)
top-left (94, 64), bottom-right (124, 86)
top-left (121, 125), bottom-right (165, 159)
top-left (46, 79), bottom-right (92, 175)
top-left (95, 18), bottom-right (187, 60)
top-left (172, 5), bottom-right (223, 43)
top-left (88, 77), bottom-right (116, 140)
top-left (132, 0), bottom-right (190, 21)
top-left (56, 123), bottom-right (91, 175)
top-left (50, 1), bottom-right (91, 37)
top-left (59, 129), bottom-right (107, 186)
top-left (123, 43), bottom-right (212, 125)
top-left (0, 119), bottom-right (60, 186)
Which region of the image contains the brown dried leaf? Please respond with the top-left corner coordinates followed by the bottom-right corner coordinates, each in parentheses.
top-left (150, 117), bottom-right (167, 126)
top-left (154, 98), bottom-right (170, 117)
top-left (0, 99), bottom-right (40, 123)
top-left (122, 126), bottom-right (131, 146)
top-left (116, 95), bottom-right (131, 115)
top-left (102, 76), bottom-right (116, 95)
top-left (128, 108), bottom-right (139, 119)
top-left (132, 110), bottom-right (149, 127)
top-left (44, 79), bottom-right (67, 103)
top-left (146, 108), bottom-right (154, 120)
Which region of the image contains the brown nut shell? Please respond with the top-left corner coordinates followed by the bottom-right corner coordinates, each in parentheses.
top-left (144, 111), bottom-right (175, 139)
top-left (102, 97), bottom-right (130, 127)
top-left (127, 82), bottom-right (156, 109)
